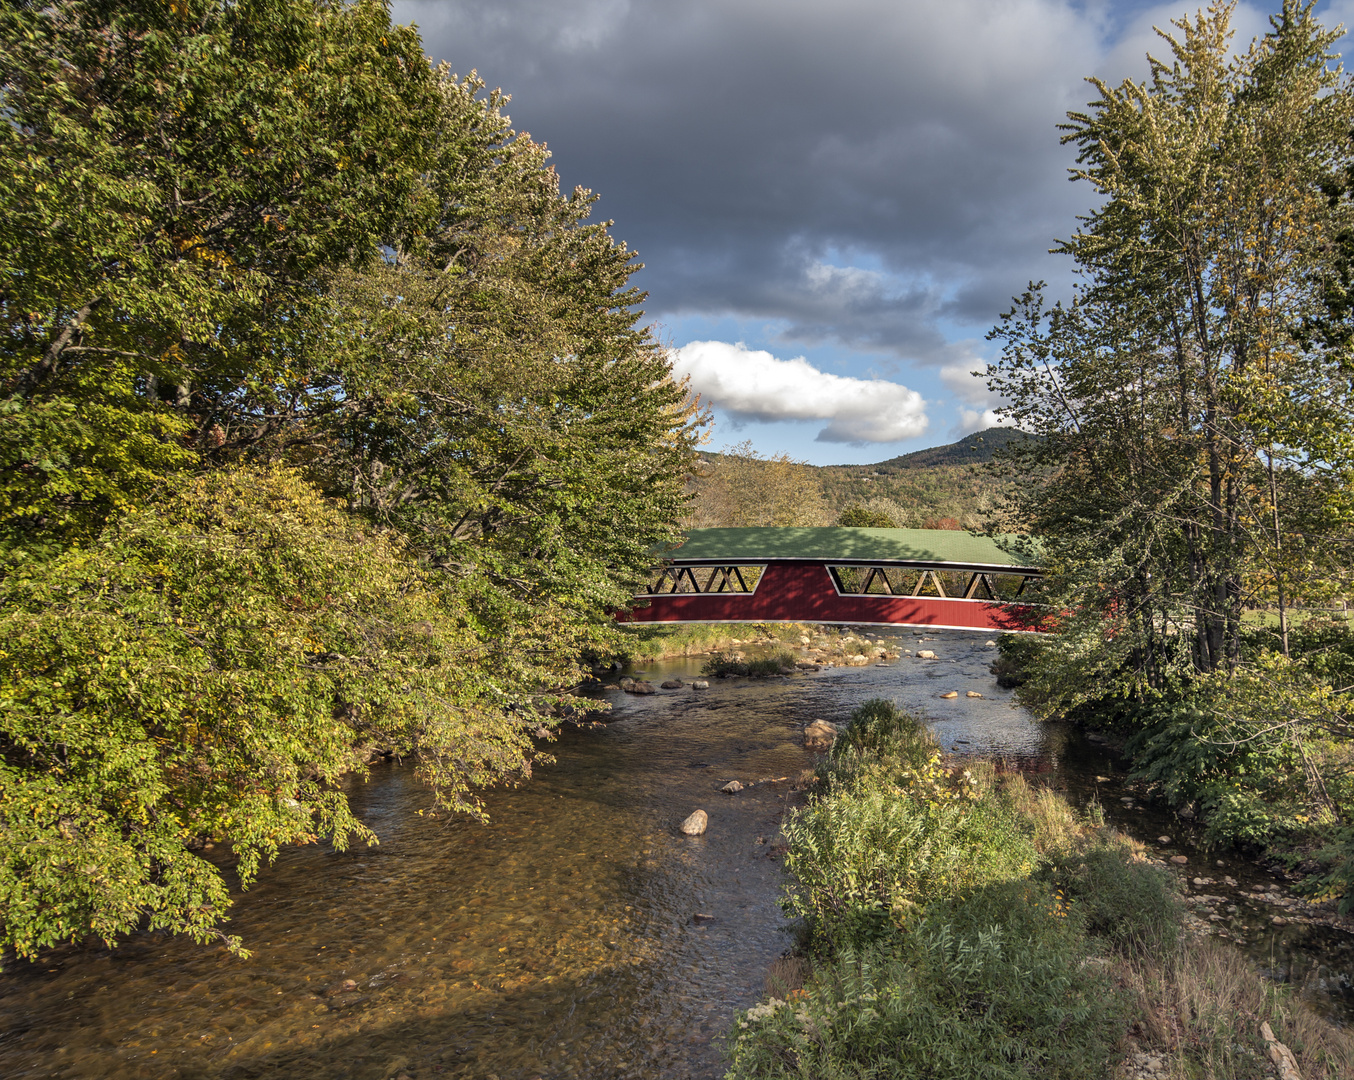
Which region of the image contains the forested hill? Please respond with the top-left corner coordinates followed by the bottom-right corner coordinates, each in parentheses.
top-left (688, 428), bottom-right (1029, 530)
top-left (864, 427), bottom-right (1033, 471)
top-left (812, 427), bottom-right (1027, 529)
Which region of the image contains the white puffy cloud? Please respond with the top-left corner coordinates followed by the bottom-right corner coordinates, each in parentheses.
top-left (671, 340), bottom-right (928, 444)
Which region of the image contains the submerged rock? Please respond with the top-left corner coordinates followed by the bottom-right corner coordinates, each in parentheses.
top-left (803, 719), bottom-right (839, 750)
top-left (679, 809), bottom-right (708, 835)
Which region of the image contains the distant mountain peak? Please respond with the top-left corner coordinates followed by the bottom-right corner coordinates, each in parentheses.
top-left (846, 427), bottom-right (1031, 471)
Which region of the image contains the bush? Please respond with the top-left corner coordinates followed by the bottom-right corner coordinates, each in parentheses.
top-left (728, 880), bottom-right (1125, 1080)
top-left (831, 698), bottom-right (935, 767)
top-left (781, 782), bottom-right (1038, 950)
top-left (701, 649), bottom-right (795, 677)
top-left (1042, 839), bottom-right (1181, 955)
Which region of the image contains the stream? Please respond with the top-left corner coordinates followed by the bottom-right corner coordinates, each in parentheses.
top-left (0, 629), bottom-right (1350, 1079)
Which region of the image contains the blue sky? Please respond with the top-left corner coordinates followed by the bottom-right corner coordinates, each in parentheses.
top-left (395, 0), bottom-right (1354, 464)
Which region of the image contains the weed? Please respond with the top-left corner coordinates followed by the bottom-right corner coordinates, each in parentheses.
top-left (1042, 837), bottom-right (1181, 956)
top-left (701, 650), bottom-right (795, 677)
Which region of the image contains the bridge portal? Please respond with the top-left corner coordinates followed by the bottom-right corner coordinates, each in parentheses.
top-left (622, 527), bottom-right (1043, 633)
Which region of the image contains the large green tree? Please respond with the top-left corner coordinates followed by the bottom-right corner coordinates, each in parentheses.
top-left (987, 2), bottom-right (1354, 892)
top-left (0, 5), bottom-right (703, 959)
top-left (0, 0), bottom-right (439, 541)
top-left (989, 1), bottom-right (1354, 707)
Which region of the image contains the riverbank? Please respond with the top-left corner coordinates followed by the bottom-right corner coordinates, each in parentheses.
top-left (612, 621), bottom-right (911, 664)
top-left (727, 699), bottom-right (1354, 1080)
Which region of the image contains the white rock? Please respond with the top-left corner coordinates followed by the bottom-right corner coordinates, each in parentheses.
top-left (692, 680), bottom-right (710, 689)
top-left (917, 650), bottom-right (936, 659)
top-left (679, 809), bottom-right (708, 835)
top-left (721, 780), bottom-right (744, 794)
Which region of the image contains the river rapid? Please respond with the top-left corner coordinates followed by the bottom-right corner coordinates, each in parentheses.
top-left (1, 629), bottom-right (1350, 1079)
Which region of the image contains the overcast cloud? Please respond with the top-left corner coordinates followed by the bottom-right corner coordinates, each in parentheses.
top-left (394, 0), bottom-right (1352, 459)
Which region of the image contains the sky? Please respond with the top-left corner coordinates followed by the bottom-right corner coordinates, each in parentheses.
top-left (392, 0), bottom-right (1354, 465)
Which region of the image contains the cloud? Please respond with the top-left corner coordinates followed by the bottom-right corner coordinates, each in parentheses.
top-left (939, 360), bottom-right (1016, 436)
top-left (672, 340), bottom-right (928, 443)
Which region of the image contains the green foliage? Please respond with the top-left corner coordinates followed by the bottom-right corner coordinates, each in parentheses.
top-left (831, 698), bottom-right (937, 768)
top-left (700, 650), bottom-right (795, 678)
top-left (727, 881), bottom-right (1124, 1080)
top-left (989, 2), bottom-right (1354, 695)
top-left (0, 467), bottom-right (557, 961)
top-left (835, 504), bottom-right (897, 528)
top-left (0, 1), bottom-right (703, 961)
top-left (0, 0), bottom-right (439, 539)
top-left (309, 70), bottom-right (702, 660)
top-left (1042, 841), bottom-right (1182, 955)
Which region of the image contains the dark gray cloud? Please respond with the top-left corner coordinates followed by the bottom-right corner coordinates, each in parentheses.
top-left (393, 0), bottom-right (1313, 375)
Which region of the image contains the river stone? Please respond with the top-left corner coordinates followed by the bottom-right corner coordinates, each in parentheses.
top-left (803, 719), bottom-right (839, 750)
top-left (721, 780), bottom-right (744, 794)
top-left (917, 650), bottom-right (937, 659)
top-left (660, 679), bottom-right (684, 689)
top-left (1158, 835), bottom-right (1172, 844)
top-left (621, 678), bottom-right (656, 695)
top-left (966, 691), bottom-right (983, 698)
top-left (940, 691), bottom-right (959, 699)
top-left (1171, 855), bottom-right (1189, 865)
top-left (679, 809), bottom-right (708, 835)
top-left (692, 679), bottom-right (710, 689)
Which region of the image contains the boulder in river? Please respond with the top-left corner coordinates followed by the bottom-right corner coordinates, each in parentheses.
top-left (917, 650), bottom-right (937, 659)
top-left (1171, 855), bottom-right (1189, 865)
top-left (940, 691), bottom-right (959, 699)
top-left (620, 678), bottom-right (656, 695)
top-left (721, 780), bottom-right (744, 794)
top-left (660, 679), bottom-right (684, 689)
top-left (679, 809), bottom-right (708, 835)
top-left (803, 719), bottom-right (839, 750)
top-left (692, 680), bottom-right (710, 689)
top-left (966, 691), bottom-right (983, 698)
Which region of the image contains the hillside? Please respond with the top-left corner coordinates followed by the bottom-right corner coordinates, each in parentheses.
top-left (691, 428), bottom-right (1031, 530)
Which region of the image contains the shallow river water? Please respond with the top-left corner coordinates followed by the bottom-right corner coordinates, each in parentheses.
top-left (1, 630), bottom-right (1349, 1079)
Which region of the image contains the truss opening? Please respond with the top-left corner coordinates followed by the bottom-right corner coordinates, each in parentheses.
top-left (643, 564), bottom-right (766, 596)
top-left (828, 566), bottom-right (1038, 600)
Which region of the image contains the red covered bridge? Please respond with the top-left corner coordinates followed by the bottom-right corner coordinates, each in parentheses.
top-left (622, 527), bottom-right (1043, 633)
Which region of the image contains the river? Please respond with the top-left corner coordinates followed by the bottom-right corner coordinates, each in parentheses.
top-left (0, 629), bottom-right (1349, 1079)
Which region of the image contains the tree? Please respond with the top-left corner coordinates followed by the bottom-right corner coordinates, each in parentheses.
top-left (689, 442), bottom-right (830, 527)
top-left (0, 467), bottom-right (553, 959)
top-left (0, 0), bottom-right (439, 542)
top-left (292, 71), bottom-right (705, 675)
top-left (988, 1), bottom-right (1354, 711)
top-left (986, 2), bottom-right (1354, 901)
top-left (837, 504), bottom-right (899, 528)
top-left (0, 10), bottom-right (704, 957)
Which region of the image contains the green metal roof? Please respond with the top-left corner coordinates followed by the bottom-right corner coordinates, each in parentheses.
top-left (665, 527), bottom-right (1040, 570)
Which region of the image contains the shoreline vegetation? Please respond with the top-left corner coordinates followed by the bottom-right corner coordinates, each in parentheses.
top-left (728, 699), bottom-right (1354, 1080)
top-left (611, 621), bottom-right (904, 665)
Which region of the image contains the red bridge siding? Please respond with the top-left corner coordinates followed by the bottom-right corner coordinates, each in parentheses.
top-left (623, 562), bottom-right (1033, 632)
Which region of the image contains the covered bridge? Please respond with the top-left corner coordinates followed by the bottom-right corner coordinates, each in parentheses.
top-left (623, 526), bottom-right (1042, 633)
